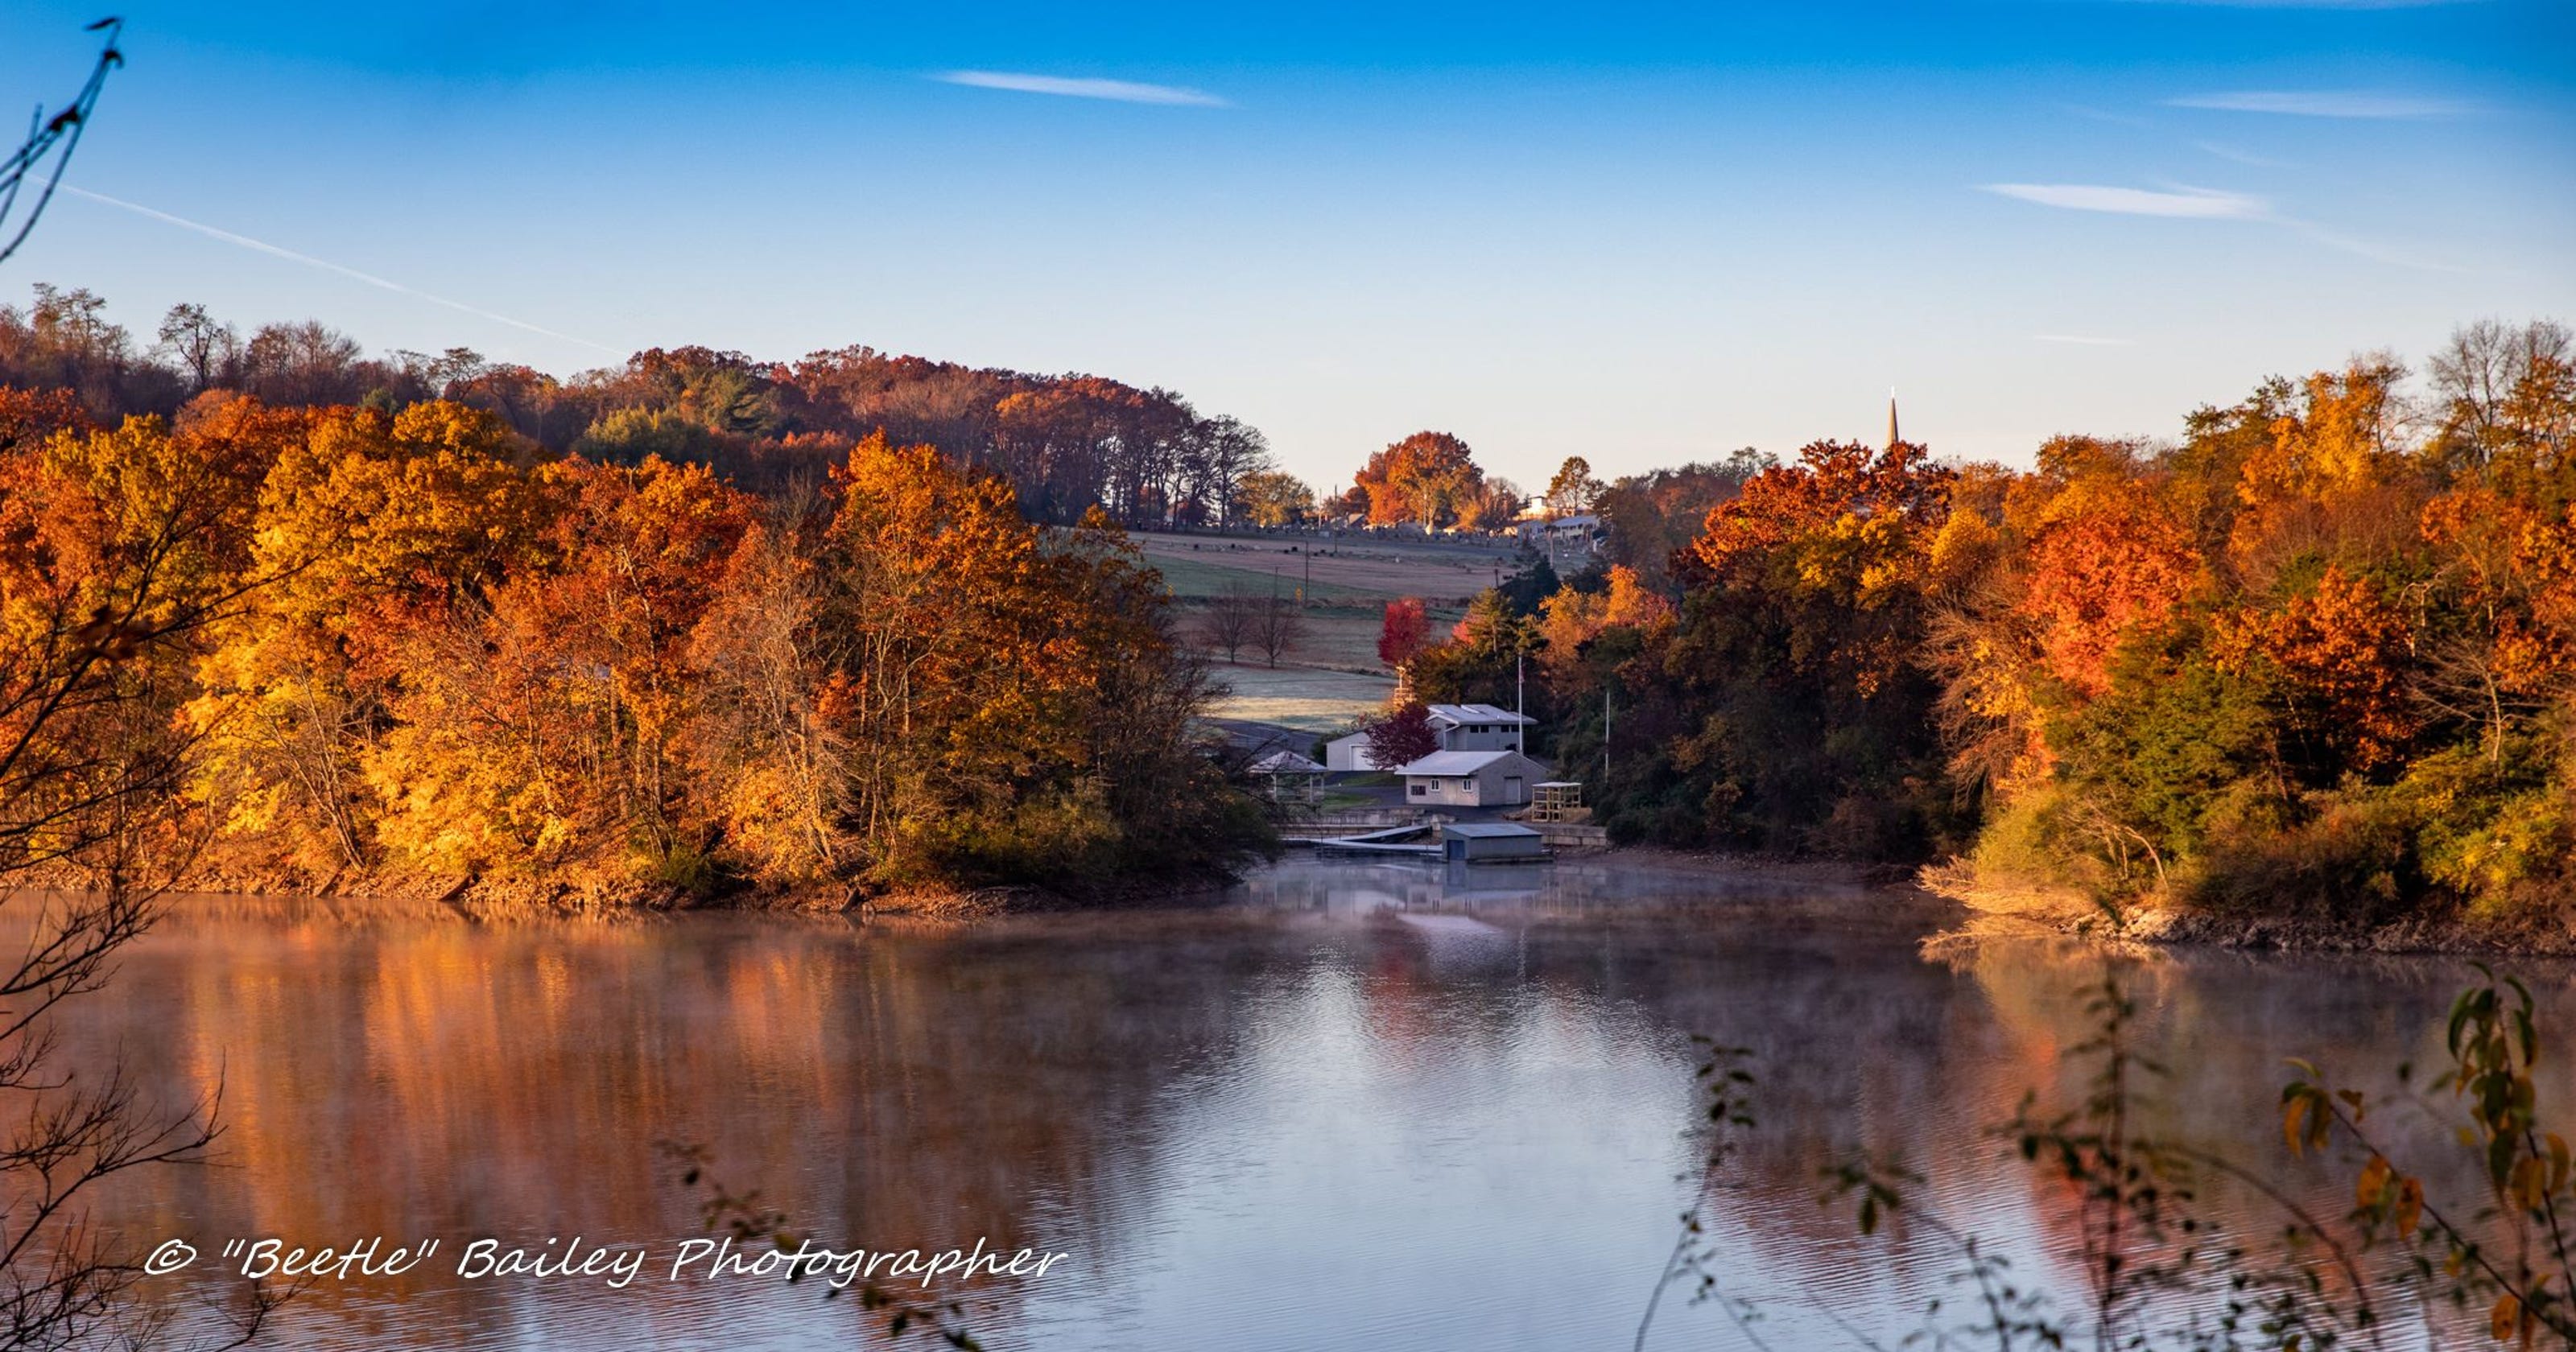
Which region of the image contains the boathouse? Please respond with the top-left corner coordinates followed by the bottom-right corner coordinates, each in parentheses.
top-left (1397, 749), bottom-right (1548, 807)
top-left (1440, 822), bottom-right (1546, 861)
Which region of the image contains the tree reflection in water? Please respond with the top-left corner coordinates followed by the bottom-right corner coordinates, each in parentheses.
top-left (52, 864), bottom-right (2570, 1350)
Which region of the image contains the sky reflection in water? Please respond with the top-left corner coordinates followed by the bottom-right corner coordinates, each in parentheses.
top-left (59, 859), bottom-right (2576, 1350)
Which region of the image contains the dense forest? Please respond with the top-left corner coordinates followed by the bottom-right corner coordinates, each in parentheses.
top-left (1402, 320), bottom-right (2575, 929)
top-left (0, 375), bottom-right (1270, 902)
top-left (9, 280), bottom-right (2571, 926)
top-left (0, 285), bottom-right (1285, 526)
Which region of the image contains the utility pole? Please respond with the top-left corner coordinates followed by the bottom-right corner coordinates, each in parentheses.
top-left (1601, 684), bottom-right (1611, 785)
top-left (1514, 650), bottom-right (1525, 755)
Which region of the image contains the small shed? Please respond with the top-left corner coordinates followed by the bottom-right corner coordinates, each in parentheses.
top-left (1441, 822), bottom-right (1546, 861)
top-left (1397, 749), bottom-right (1549, 807)
top-left (1323, 731), bottom-right (1389, 773)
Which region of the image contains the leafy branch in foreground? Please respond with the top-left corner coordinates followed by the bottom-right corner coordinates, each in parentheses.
top-left (0, 18), bottom-right (122, 270)
top-left (2285, 967), bottom-right (2576, 1346)
top-left (0, 398), bottom-right (286, 1347)
top-left (1644, 962), bottom-right (2576, 1351)
top-left (658, 1142), bottom-right (980, 1350)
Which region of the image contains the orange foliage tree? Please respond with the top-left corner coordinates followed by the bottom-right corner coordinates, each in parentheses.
top-left (1351, 431), bottom-right (1484, 529)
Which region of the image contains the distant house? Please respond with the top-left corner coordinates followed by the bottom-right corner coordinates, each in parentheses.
top-left (1422, 703), bottom-right (1534, 753)
top-left (1397, 749), bottom-right (1549, 808)
top-left (1517, 513), bottom-right (1602, 558)
top-left (1324, 704), bottom-right (1536, 772)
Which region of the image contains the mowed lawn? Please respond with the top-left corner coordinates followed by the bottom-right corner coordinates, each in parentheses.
top-left (1203, 662), bottom-right (1398, 734)
top-left (1129, 530), bottom-right (1524, 727)
top-left (1136, 529), bottom-right (1511, 674)
top-left (1133, 531), bottom-right (1519, 607)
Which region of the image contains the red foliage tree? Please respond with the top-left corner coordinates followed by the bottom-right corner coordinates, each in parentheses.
top-left (1363, 702), bottom-right (1439, 770)
top-left (1379, 596), bottom-right (1430, 668)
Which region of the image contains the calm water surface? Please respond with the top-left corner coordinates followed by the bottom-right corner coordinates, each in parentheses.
top-left (67, 858), bottom-right (2576, 1350)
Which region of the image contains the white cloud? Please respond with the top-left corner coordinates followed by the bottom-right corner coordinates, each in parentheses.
top-left (2035, 334), bottom-right (2135, 345)
top-left (1979, 181), bottom-right (2463, 271)
top-left (1980, 183), bottom-right (2269, 219)
top-left (2167, 90), bottom-right (2479, 118)
top-left (931, 71), bottom-right (1228, 107)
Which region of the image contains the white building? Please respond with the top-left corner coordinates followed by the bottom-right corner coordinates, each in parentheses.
top-left (1397, 749), bottom-right (1550, 808)
top-left (1422, 703), bottom-right (1534, 752)
top-left (1517, 513), bottom-right (1601, 554)
top-left (1323, 732), bottom-right (1384, 773)
top-left (1323, 703), bottom-right (1536, 771)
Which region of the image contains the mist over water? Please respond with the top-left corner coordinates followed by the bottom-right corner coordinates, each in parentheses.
top-left (56, 861), bottom-right (2575, 1350)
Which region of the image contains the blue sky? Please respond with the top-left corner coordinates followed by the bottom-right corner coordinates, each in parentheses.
top-left (2, 1), bottom-right (2570, 488)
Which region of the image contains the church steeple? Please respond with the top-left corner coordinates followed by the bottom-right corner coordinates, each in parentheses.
top-left (1886, 389), bottom-right (1900, 449)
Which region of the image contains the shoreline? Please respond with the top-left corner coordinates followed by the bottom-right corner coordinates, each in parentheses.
top-left (55, 851), bottom-right (2576, 957)
top-left (1919, 860), bottom-right (2576, 958)
top-left (114, 860), bottom-right (1257, 924)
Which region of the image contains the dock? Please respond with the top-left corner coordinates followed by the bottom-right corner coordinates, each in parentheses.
top-left (1279, 823), bottom-right (1444, 856)
top-left (1281, 822), bottom-right (1550, 862)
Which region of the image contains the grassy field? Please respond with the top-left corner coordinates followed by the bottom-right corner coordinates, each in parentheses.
top-left (1135, 531), bottom-right (1521, 609)
top-left (1137, 528), bottom-right (1519, 728)
top-left (1139, 529), bottom-right (1512, 674)
top-left (1203, 663), bottom-right (1398, 734)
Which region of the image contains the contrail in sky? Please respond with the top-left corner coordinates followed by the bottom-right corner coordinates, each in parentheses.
top-left (62, 185), bottom-right (621, 356)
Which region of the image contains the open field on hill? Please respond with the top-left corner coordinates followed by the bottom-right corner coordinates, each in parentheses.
top-left (1133, 530), bottom-right (1517, 726)
top-left (1203, 664), bottom-right (1399, 736)
top-left (1133, 530), bottom-right (1521, 607)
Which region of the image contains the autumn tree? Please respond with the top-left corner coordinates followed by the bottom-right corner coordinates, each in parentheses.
top-left (1235, 469), bottom-right (1313, 529)
top-left (819, 439), bottom-right (1266, 885)
top-left (689, 496), bottom-right (851, 882)
top-left (1614, 439), bottom-right (1963, 856)
top-left (1378, 597), bottom-right (1430, 669)
top-left (1457, 476), bottom-right (1524, 532)
top-left (1362, 702), bottom-right (1439, 771)
top-left (1408, 588), bottom-right (1542, 717)
top-left (0, 392), bottom-right (283, 1348)
top-left (1593, 452), bottom-right (1768, 594)
top-left (363, 454), bottom-right (757, 879)
top-left (1545, 455), bottom-right (1601, 517)
top-left (187, 399), bottom-right (546, 875)
top-left (2013, 437), bottom-right (2202, 699)
top-left (1352, 431), bottom-right (1483, 529)
top-left (1535, 564), bottom-right (1671, 692)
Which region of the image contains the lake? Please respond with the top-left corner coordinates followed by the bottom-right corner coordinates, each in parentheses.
top-left (65, 857), bottom-right (2574, 1350)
